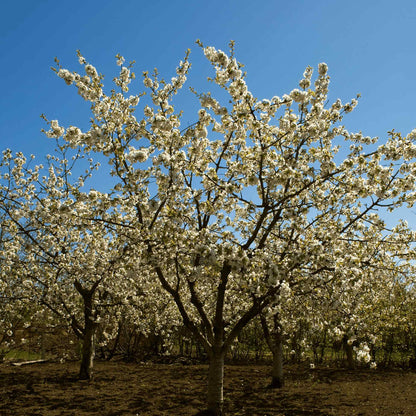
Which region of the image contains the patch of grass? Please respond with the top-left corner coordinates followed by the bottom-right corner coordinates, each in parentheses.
top-left (4, 349), bottom-right (43, 361)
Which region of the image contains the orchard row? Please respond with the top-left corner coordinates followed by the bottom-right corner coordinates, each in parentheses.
top-left (1, 42), bottom-right (416, 414)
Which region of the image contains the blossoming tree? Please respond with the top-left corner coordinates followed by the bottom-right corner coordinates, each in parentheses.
top-left (46, 41), bottom-right (416, 414)
top-left (319, 222), bottom-right (415, 368)
top-left (260, 220), bottom-right (415, 387)
top-left (0, 148), bottom-right (142, 379)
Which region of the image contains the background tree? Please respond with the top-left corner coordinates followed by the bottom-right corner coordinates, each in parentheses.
top-left (0, 147), bottom-right (140, 379)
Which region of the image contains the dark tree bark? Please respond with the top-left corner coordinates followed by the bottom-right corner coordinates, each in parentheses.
top-left (343, 336), bottom-right (355, 369)
top-left (74, 280), bottom-right (99, 380)
top-left (260, 313), bottom-right (284, 388)
top-left (79, 317), bottom-right (97, 380)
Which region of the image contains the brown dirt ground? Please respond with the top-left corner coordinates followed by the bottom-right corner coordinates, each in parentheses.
top-left (1, 360), bottom-right (416, 415)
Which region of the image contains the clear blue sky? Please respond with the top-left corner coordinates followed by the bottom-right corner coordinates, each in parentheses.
top-left (1, 0), bottom-right (416, 227)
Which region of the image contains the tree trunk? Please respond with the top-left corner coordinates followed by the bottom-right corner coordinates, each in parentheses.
top-left (106, 319), bottom-right (123, 361)
top-left (77, 286), bottom-right (98, 380)
top-left (319, 330), bottom-right (327, 364)
top-left (79, 318), bottom-right (97, 380)
top-left (270, 330), bottom-right (284, 388)
top-left (260, 313), bottom-right (284, 388)
top-left (207, 350), bottom-right (225, 415)
top-left (343, 338), bottom-right (355, 369)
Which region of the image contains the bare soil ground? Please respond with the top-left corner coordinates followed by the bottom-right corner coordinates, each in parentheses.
top-left (1, 360), bottom-right (416, 415)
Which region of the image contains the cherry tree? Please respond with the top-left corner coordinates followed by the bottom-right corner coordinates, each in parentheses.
top-left (401, 281), bottom-right (416, 367)
top-left (0, 208), bottom-right (32, 360)
top-left (0, 148), bottom-right (141, 378)
top-left (47, 42), bottom-right (416, 414)
top-left (0, 145), bottom-right (185, 376)
top-left (314, 222), bottom-right (413, 365)
top-left (0, 151), bottom-right (43, 359)
top-left (257, 220), bottom-right (414, 391)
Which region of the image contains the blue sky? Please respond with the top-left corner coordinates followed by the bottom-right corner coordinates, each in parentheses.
top-left (1, 0), bottom-right (416, 227)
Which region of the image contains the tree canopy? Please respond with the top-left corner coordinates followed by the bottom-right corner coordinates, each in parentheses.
top-left (1, 42), bottom-right (416, 414)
